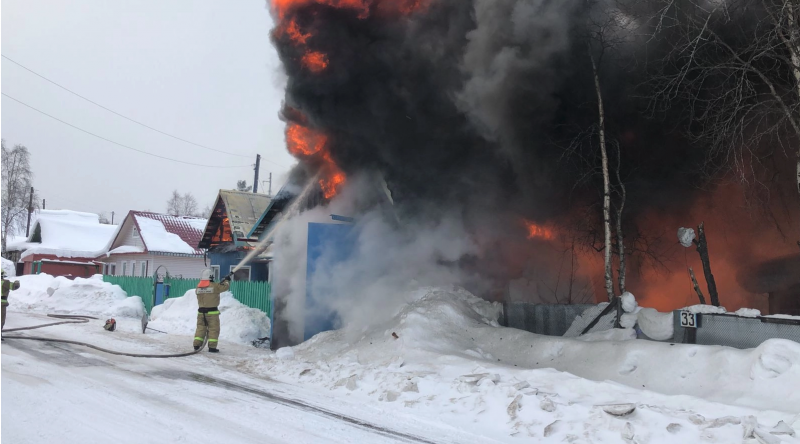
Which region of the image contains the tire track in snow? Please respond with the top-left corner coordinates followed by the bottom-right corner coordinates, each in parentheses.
top-left (154, 370), bottom-right (440, 444)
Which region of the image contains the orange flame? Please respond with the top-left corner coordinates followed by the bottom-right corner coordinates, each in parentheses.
top-left (271, 0), bottom-right (429, 73)
top-left (284, 18), bottom-right (311, 44)
top-left (271, 0), bottom-right (427, 20)
top-left (302, 51), bottom-right (329, 73)
top-left (285, 122), bottom-right (346, 198)
top-left (524, 220), bottom-right (555, 241)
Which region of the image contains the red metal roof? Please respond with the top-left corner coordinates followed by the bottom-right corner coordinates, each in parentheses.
top-left (131, 211), bottom-right (207, 255)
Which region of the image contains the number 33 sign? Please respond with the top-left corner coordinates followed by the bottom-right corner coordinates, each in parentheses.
top-left (680, 311), bottom-right (698, 328)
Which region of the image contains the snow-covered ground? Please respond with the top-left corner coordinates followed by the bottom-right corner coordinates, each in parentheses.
top-left (3, 284), bottom-right (800, 443)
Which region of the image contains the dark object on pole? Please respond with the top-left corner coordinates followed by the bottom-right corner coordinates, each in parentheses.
top-left (25, 187), bottom-right (34, 237)
top-left (253, 154), bottom-right (261, 193)
top-left (42, 198), bottom-right (46, 209)
top-left (580, 297), bottom-right (619, 335)
top-left (693, 222), bottom-right (720, 306)
top-left (688, 267), bottom-right (707, 304)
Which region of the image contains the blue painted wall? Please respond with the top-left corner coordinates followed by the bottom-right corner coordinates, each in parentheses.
top-left (208, 251), bottom-right (268, 282)
top-left (304, 222), bottom-right (356, 341)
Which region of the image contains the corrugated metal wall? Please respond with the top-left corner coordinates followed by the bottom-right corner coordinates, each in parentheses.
top-left (673, 311), bottom-right (800, 348)
top-left (503, 303), bottom-right (594, 336)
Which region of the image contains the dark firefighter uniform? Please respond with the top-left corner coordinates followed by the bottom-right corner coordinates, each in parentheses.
top-left (193, 278), bottom-right (230, 352)
top-left (2, 274), bottom-right (20, 329)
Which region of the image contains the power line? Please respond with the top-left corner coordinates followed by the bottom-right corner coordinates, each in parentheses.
top-left (2, 92), bottom-right (253, 169)
top-left (2, 54), bottom-right (255, 159)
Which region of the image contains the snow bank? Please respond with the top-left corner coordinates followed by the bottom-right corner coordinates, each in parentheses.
top-left (283, 287), bottom-right (800, 415)
top-left (149, 290), bottom-right (271, 345)
top-left (9, 274), bottom-right (144, 318)
top-left (2, 257), bottom-right (16, 277)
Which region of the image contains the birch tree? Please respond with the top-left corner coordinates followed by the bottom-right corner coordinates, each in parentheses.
top-left (1, 140), bottom-right (37, 253)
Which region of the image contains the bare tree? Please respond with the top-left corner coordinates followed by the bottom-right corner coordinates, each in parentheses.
top-left (237, 180), bottom-right (252, 192)
top-left (181, 193), bottom-right (199, 217)
top-left (648, 0), bottom-right (800, 237)
top-left (166, 190), bottom-right (200, 217)
top-left (2, 141), bottom-right (38, 253)
top-left (166, 190), bottom-right (182, 216)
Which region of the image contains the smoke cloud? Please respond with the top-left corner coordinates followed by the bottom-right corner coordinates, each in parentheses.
top-left (267, 0), bottom-right (799, 340)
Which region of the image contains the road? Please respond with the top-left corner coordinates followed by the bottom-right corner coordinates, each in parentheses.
top-left (1, 313), bottom-right (494, 444)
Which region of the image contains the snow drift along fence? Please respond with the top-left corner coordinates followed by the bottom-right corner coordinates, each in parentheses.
top-left (104, 275), bottom-right (272, 316)
top-left (162, 278), bottom-right (272, 316)
top-left (103, 275), bottom-right (156, 313)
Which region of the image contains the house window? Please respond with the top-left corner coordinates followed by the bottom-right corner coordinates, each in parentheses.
top-left (211, 265), bottom-right (220, 282)
top-left (108, 264), bottom-right (116, 276)
top-left (141, 261), bottom-right (147, 277)
top-left (133, 228), bottom-right (139, 238)
top-left (122, 262), bottom-right (127, 276)
top-left (131, 261), bottom-right (137, 276)
top-left (230, 265), bottom-right (250, 282)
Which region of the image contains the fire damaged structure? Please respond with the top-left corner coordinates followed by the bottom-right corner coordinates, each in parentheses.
top-left (198, 190), bottom-right (272, 282)
top-left (740, 254), bottom-right (800, 316)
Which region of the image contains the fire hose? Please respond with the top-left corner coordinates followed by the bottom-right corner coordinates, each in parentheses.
top-left (2, 314), bottom-right (207, 358)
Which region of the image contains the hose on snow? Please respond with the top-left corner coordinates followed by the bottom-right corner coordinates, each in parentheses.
top-left (2, 314), bottom-right (207, 358)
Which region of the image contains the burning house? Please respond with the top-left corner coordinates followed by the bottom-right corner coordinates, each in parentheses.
top-left (262, 0), bottom-right (800, 344)
top-left (197, 190), bottom-right (273, 282)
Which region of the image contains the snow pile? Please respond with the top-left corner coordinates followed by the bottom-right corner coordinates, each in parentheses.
top-left (2, 257), bottom-right (16, 277)
top-left (149, 290), bottom-right (271, 345)
top-left (134, 217), bottom-right (197, 254)
top-left (238, 286), bottom-right (800, 441)
top-left (9, 274), bottom-right (144, 318)
top-left (683, 304), bottom-right (728, 314)
top-left (736, 308), bottom-right (762, 318)
top-left (562, 302), bottom-right (614, 337)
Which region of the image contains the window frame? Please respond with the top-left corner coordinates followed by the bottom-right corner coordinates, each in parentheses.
top-left (210, 265), bottom-right (220, 282)
top-left (230, 265), bottom-right (251, 282)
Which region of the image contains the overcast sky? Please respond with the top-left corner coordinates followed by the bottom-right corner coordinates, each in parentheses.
top-left (2, 0), bottom-right (293, 223)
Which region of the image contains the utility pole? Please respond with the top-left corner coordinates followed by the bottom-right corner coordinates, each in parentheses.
top-left (111, 211), bottom-right (115, 225)
top-left (268, 172), bottom-right (272, 196)
top-left (42, 199), bottom-right (46, 210)
top-left (25, 187), bottom-right (34, 237)
top-left (253, 154), bottom-right (261, 193)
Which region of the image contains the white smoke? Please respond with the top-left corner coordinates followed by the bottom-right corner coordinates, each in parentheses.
top-left (270, 173), bottom-right (486, 345)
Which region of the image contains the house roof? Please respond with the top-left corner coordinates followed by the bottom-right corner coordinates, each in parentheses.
top-left (248, 183), bottom-right (326, 240)
top-left (9, 210), bottom-right (118, 259)
top-left (199, 190), bottom-right (272, 249)
top-left (118, 211), bottom-right (207, 255)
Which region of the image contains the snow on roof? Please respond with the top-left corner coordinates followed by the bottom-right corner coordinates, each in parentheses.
top-left (18, 210), bottom-right (118, 259)
top-left (108, 245), bottom-right (145, 255)
top-left (132, 212), bottom-right (206, 255)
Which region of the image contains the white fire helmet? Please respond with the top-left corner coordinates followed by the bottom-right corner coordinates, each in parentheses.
top-left (200, 268), bottom-right (214, 281)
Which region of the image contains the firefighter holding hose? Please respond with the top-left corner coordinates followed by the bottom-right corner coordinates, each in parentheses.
top-left (1, 270), bottom-right (20, 330)
top-left (193, 269), bottom-right (232, 353)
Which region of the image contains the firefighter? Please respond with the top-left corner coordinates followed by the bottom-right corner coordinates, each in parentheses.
top-left (193, 269), bottom-right (231, 353)
top-left (1, 270), bottom-right (21, 330)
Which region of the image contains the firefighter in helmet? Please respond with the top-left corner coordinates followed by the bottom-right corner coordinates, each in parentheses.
top-left (193, 268), bottom-right (231, 353)
top-left (1, 270), bottom-right (21, 330)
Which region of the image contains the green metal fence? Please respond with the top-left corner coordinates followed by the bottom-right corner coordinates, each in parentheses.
top-left (102, 275), bottom-right (271, 316)
top-left (163, 277), bottom-right (199, 303)
top-left (103, 275), bottom-right (156, 313)
top-left (231, 280), bottom-right (271, 315)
